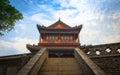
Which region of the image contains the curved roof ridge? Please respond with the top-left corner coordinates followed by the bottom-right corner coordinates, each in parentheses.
top-left (48, 19), bottom-right (71, 29)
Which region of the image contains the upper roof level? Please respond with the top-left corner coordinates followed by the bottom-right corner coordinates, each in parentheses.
top-left (37, 19), bottom-right (82, 33)
top-left (48, 19), bottom-right (71, 29)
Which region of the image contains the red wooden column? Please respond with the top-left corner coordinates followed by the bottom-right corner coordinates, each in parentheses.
top-left (45, 33), bottom-right (46, 40)
top-left (59, 33), bottom-right (61, 43)
top-left (43, 33), bottom-right (46, 42)
top-left (73, 33), bottom-right (75, 43)
top-left (38, 34), bottom-right (41, 46)
top-left (39, 35), bottom-right (41, 43)
top-left (78, 34), bottom-right (80, 43)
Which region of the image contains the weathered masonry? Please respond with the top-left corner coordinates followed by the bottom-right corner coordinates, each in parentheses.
top-left (1, 43), bottom-right (120, 75)
top-left (81, 43), bottom-right (120, 75)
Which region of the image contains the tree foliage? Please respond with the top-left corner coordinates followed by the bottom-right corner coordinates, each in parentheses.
top-left (0, 0), bottom-right (23, 36)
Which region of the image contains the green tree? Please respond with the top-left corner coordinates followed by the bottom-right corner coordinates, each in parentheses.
top-left (0, 0), bottom-right (23, 36)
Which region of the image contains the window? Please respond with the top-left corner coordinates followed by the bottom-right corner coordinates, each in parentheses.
top-left (70, 36), bottom-right (72, 40)
top-left (87, 51), bottom-right (90, 55)
top-left (64, 36), bottom-right (66, 40)
top-left (46, 35), bottom-right (49, 40)
top-left (105, 48), bottom-right (111, 53)
top-left (95, 49), bottom-right (101, 55)
top-left (52, 36), bottom-right (54, 40)
top-left (55, 36), bottom-right (57, 40)
top-left (49, 36), bottom-right (51, 40)
top-left (117, 49), bottom-right (120, 53)
top-left (61, 36), bottom-right (63, 40)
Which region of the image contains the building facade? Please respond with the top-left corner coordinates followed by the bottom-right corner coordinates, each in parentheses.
top-left (37, 19), bottom-right (82, 46)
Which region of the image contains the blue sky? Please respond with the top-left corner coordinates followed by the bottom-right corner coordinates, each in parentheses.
top-left (0, 0), bottom-right (120, 56)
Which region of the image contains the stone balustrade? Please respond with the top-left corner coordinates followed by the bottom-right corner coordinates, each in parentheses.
top-left (81, 42), bottom-right (120, 57)
top-left (80, 42), bottom-right (120, 75)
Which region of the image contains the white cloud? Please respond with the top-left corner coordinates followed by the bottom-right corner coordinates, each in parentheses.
top-left (111, 22), bottom-right (120, 32)
top-left (101, 34), bottom-right (120, 44)
top-left (31, 13), bottom-right (54, 25)
top-left (11, 37), bottom-right (38, 52)
top-left (0, 40), bottom-right (11, 48)
top-left (80, 27), bottom-right (101, 45)
top-left (29, 0), bottom-right (101, 26)
top-left (0, 37), bottom-right (38, 56)
top-left (17, 24), bottom-right (27, 30)
top-left (107, 10), bottom-right (120, 20)
top-left (58, 0), bottom-right (88, 9)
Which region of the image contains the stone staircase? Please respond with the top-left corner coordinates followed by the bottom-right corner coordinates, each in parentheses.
top-left (38, 57), bottom-right (85, 75)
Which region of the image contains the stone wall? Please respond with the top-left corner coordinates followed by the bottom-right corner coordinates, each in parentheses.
top-left (91, 56), bottom-right (120, 75)
top-left (0, 53), bottom-right (32, 75)
top-left (80, 42), bottom-right (120, 75)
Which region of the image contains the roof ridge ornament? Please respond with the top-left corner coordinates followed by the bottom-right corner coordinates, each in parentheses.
top-left (58, 17), bottom-right (61, 21)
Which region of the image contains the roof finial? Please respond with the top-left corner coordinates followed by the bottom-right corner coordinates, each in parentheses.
top-left (59, 17), bottom-right (61, 21)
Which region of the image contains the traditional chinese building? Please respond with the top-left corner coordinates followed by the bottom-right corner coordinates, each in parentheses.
top-left (37, 19), bottom-right (82, 46)
top-left (27, 19), bottom-right (82, 54)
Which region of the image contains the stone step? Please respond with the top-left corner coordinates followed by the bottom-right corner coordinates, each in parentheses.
top-left (43, 58), bottom-right (78, 65)
top-left (38, 58), bottom-right (84, 75)
top-left (40, 65), bottom-right (82, 72)
top-left (39, 72), bottom-right (84, 75)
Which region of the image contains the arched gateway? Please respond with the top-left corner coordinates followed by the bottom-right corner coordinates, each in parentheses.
top-left (27, 19), bottom-right (82, 57)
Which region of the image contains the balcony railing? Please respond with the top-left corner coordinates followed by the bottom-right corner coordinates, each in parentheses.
top-left (38, 43), bottom-right (80, 46)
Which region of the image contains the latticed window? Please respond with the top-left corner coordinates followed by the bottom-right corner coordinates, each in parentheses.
top-left (49, 36), bottom-right (51, 40)
top-left (46, 35), bottom-right (49, 40)
top-left (70, 36), bottom-right (72, 40)
top-left (52, 36), bottom-right (54, 40)
top-left (64, 36), bottom-right (66, 40)
top-left (55, 36), bottom-right (57, 40)
top-left (66, 36), bottom-right (69, 40)
top-left (61, 36), bottom-right (64, 40)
